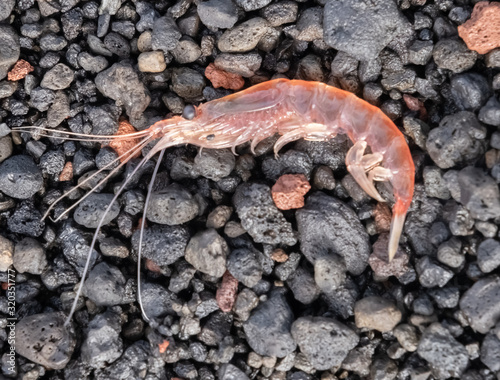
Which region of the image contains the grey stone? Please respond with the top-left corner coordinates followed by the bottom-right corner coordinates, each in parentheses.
top-left (314, 254), bottom-right (346, 292)
top-left (77, 52), bottom-right (108, 73)
top-left (151, 15), bottom-right (181, 53)
top-left (95, 62), bottom-right (150, 120)
top-left (171, 38), bottom-right (202, 64)
top-left (171, 67), bottom-right (205, 99)
top-left (0, 0), bottom-right (15, 21)
top-left (39, 33), bottom-right (68, 51)
top-left (140, 282), bottom-right (178, 318)
top-left (432, 38), bottom-right (477, 73)
top-left (417, 323), bottom-right (469, 379)
top-left (243, 292), bottom-right (296, 357)
top-left (0, 155), bottom-right (43, 199)
top-left (408, 39), bottom-right (433, 65)
top-left (287, 266), bottom-right (321, 304)
top-left (354, 296), bottom-right (401, 332)
top-left (13, 237), bottom-right (47, 275)
top-left (394, 324), bottom-right (419, 352)
top-left (214, 53), bottom-right (262, 77)
top-left (84, 262), bottom-right (126, 306)
top-left (458, 167), bottom-right (500, 221)
top-left (15, 312), bottom-right (76, 370)
top-left (198, 0), bottom-right (238, 29)
top-left (450, 73), bottom-right (491, 111)
top-left (227, 247), bottom-right (263, 287)
top-left (416, 256), bottom-right (454, 288)
top-left (291, 317), bottom-right (358, 370)
top-left (426, 111), bottom-right (486, 169)
top-left (233, 183), bottom-right (296, 246)
top-left (478, 96), bottom-right (500, 127)
top-left (296, 192), bottom-right (370, 276)
top-left (0, 81), bottom-right (17, 99)
top-left (103, 32), bottom-right (130, 57)
top-left (260, 1), bottom-right (298, 27)
top-left (146, 184), bottom-right (199, 225)
top-left (73, 193), bottom-right (120, 228)
top-left (480, 332), bottom-right (500, 372)
top-left (218, 18), bottom-right (270, 53)
top-left (185, 229), bottom-right (228, 277)
top-left (41, 63), bottom-right (74, 90)
top-left (477, 238), bottom-right (500, 274)
top-left (437, 237), bottom-right (464, 269)
top-left (206, 205), bottom-right (232, 229)
top-left (296, 7), bottom-right (323, 41)
top-left (218, 364), bottom-right (250, 380)
top-left (323, 0), bottom-right (409, 61)
top-left (459, 275), bottom-right (500, 334)
top-left (423, 166), bottom-right (450, 199)
top-left (0, 25), bottom-right (20, 80)
top-left (0, 136), bottom-right (13, 164)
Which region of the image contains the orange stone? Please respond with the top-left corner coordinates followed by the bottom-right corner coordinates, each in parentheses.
top-left (158, 340), bottom-right (170, 354)
top-left (59, 161), bottom-right (73, 181)
top-left (270, 248), bottom-right (288, 262)
top-left (458, 1), bottom-right (500, 54)
top-left (7, 60), bottom-right (34, 81)
top-left (271, 174), bottom-right (311, 210)
top-left (205, 63), bottom-right (245, 90)
top-left (216, 271), bottom-right (238, 312)
top-left (108, 119), bottom-right (141, 162)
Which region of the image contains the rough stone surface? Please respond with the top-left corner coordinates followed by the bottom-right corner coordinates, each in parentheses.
top-left (432, 38), bottom-right (477, 73)
top-left (185, 229), bottom-right (229, 277)
top-left (458, 167), bottom-right (500, 221)
top-left (146, 184), bottom-right (199, 225)
top-left (0, 155), bottom-right (43, 199)
top-left (73, 193), bottom-right (120, 228)
top-left (198, 0), bottom-right (238, 29)
top-left (458, 1), bottom-right (500, 54)
top-left (271, 174), bottom-right (311, 210)
top-left (0, 25), bottom-right (20, 80)
top-left (218, 18), bottom-right (271, 53)
top-left (354, 296), bottom-right (402, 333)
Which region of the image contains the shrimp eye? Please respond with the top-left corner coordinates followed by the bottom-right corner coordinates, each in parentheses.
top-left (182, 104), bottom-right (196, 120)
top-left (206, 134), bottom-right (215, 141)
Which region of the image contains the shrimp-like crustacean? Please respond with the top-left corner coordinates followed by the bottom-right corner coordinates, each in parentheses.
top-left (17, 78), bottom-right (415, 325)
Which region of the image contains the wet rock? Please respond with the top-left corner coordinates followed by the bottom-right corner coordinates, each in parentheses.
top-left (81, 310), bottom-right (123, 369)
top-left (243, 291), bottom-right (296, 358)
top-left (131, 225), bottom-right (189, 266)
top-left (218, 18), bottom-right (271, 53)
top-left (460, 275), bottom-right (500, 334)
top-left (16, 312), bottom-right (76, 370)
top-left (95, 62), bottom-right (150, 120)
top-left (151, 15), bottom-right (181, 53)
top-left (0, 25), bottom-right (20, 80)
top-left (323, 0), bottom-right (409, 61)
top-left (172, 67), bottom-right (205, 99)
top-left (227, 247), bottom-right (262, 287)
top-left (233, 183), bottom-right (296, 246)
top-left (354, 296), bottom-right (402, 332)
top-left (477, 239), bottom-right (500, 273)
top-left (291, 317), bottom-right (358, 370)
top-left (261, 1), bottom-right (298, 27)
top-left (41, 63), bottom-right (74, 90)
top-left (214, 53), bottom-right (262, 78)
top-left (480, 332), bottom-right (500, 372)
top-left (432, 38), bottom-right (477, 73)
top-left (417, 323), bottom-right (469, 379)
top-left (84, 262), bottom-right (126, 306)
top-left (185, 229), bottom-right (229, 277)
top-left (478, 96), bottom-right (500, 127)
top-left (450, 73), bottom-right (491, 111)
top-left (296, 192), bottom-right (370, 276)
top-left (13, 237), bottom-right (47, 275)
top-left (458, 167), bottom-right (500, 221)
top-left (458, 1), bottom-right (500, 54)
top-left (426, 111), bottom-right (486, 169)
top-left (197, 0), bottom-right (238, 29)
top-left (193, 148), bottom-right (235, 181)
top-left (73, 193), bottom-right (120, 228)
top-left (0, 155), bottom-right (43, 200)
top-left (218, 364), bottom-right (250, 380)
top-left (146, 184), bottom-right (199, 225)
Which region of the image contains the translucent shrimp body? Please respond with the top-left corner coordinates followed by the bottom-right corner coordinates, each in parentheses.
top-left (149, 78), bottom-right (415, 260)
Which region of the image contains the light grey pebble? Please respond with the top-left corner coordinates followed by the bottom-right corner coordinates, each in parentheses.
top-left (287, 266), bottom-right (321, 304)
top-left (233, 183), bottom-right (296, 246)
top-left (84, 262), bottom-right (126, 306)
top-left (0, 234), bottom-right (13, 271)
top-left (261, 1), bottom-right (298, 27)
top-left (458, 167), bottom-right (500, 221)
top-left (138, 51), bottom-right (166, 73)
top-left (214, 53), bottom-right (262, 78)
top-left (171, 37), bottom-right (202, 64)
top-left (243, 291), bottom-right (297, 357)
top-left (296, 7), bottom-right (323, 41)
top-left (13, 237), bottom-right (47, 275)
top-left (0, 81), bottom-right (17, 99)
top-left (41, 63), bottom-right (74, 90)
top-left (172, 67), bottom-right (205, 99)
top-left (77, 52), bottom-right (108, 73)
top-left (234, 288), bottom-right (259, 321)
top-left (480, 332), bottom-right (500, 372)
top-left (477, 239), bottom-right (500, 274)
top-left (99, 237), bottom-right (129, 258)
top-left (417, 323), bottom-right (469, 379)
top-left (29, 86), bottom-right (56, 111)
top-left (416, 256), bottom-right (454, 288)
top-left (354, 296), bottom-right (402, 332)
top-left (0, 0), bottom-right (15, 21)
top-left (478, 96), bottom-right (500, 127)
top-left (151, 15), bottom-right (182, 53)
top-left (450, 73), bottom-right (491, 111)
top-left (0, 136), bottom-right (13, 164)
top-left (0, 155), bottom-right (43, 199)
top-left (423, 166), bottom-right (450, 199)
top-left (47, 91), bottom-right (71, 128)
top-left (197, 0), bottom-right (238, 29)
top-left (296, 192), bottom-right (370, 276)
top-left (291, 316), bottom-right (359, 370)
top-left (408, 39), bottom-right (433, 65)
top-left (206, 205), bottom-right (232, 229)
top-left (40, 33), bottom-right (68, 51)
top-left (99, 0), bottom-right (122, 15)
top-left (437, 237), bottom-right (464, 269)
top-left (73, 193), bottom-right (120, 228)
top-left (193, 148), bottom-right (235, 181)
top-left (393, 324), bottom-right (419, 352)
top-left (314, 254), bottom-right (346, 292)
top-left (0, 25), bottom-right (20, 80)
top-left (218, 363), bottom-right (250, 380)
top-left (185, 229), bottom-right (228, 277)
top-left (81, 310), bottom-right (123, 369)
top-left (227, 248), bottom-right (263, 287)
top-left (146, 183), bottom-right (199, 225)
top-left (323, 0), bottom-right (409, 61)
top-left (218, 17), bottom-right (271, 53)
top-left (95, 62), bottom-right (150, 120)
top-left (426, 111), bottom-right (486, 169)
top-left (432, 38), bottom-right (477, 73)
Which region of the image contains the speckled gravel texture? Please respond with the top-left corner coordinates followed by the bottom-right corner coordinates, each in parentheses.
top-left (1, 0), bottom-right (500, 379)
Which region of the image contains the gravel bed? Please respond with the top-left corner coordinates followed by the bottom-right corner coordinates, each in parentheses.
top-left (1, 0), bottom-right (500, 379)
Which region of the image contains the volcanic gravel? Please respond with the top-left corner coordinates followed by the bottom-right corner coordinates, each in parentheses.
top-left (1, 0), bottom-right (500, 379)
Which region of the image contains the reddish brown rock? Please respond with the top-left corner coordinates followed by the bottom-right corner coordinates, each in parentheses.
top-left (369, 234), bottom-right (410, 279)
top-left (7, 60), bottom-right (34, 81)
top-left (458, 2), bottom-right (500, 54)
top-left (271, 248), bottom-right (288, 262)
top-left (216, 271), bottom-right (238, 312)
top-left (373, 203), bottom-right (392, 233)
top-left (205, 63), bottom-right (245, 90)
top-left (59, 161), bottom-right (73, 181)
top-left (271, 174), bottom-right (311, 210)
top-left (108, 119), bottom-right (141, 163)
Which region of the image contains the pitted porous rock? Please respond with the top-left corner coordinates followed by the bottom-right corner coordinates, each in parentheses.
top-left (0, 155), bottom-right (43, 199)
top-left (146, 183), bottom-right (200, 225)
top-left (296, 192), bottom-right (370, 276)
top-left (15, 312), bottom-right (76, 370)
top-left (73, 193), bottom-right (120, 228)
top-left (458, 167), bottom-right (500, 221)
top-left (291, 316), bottom-right (359, 370)
top-left (233, 183), bottom-right (297, 246)
top-left (218, 17), bottom-right (271, 53)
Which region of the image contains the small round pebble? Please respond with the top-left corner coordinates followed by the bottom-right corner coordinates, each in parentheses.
top-left (146, 183), bottom-right (199, 225)
top-left (73, 193), bottom-right (120, 228)
top-left (138, 51), bottom-right (166, 73)
top-left (354, 296), bottom-right (402, 332)
top-left (185, 229), bottom-right (229, 277)
top-left (13, 237), bottom-right (47, 274)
